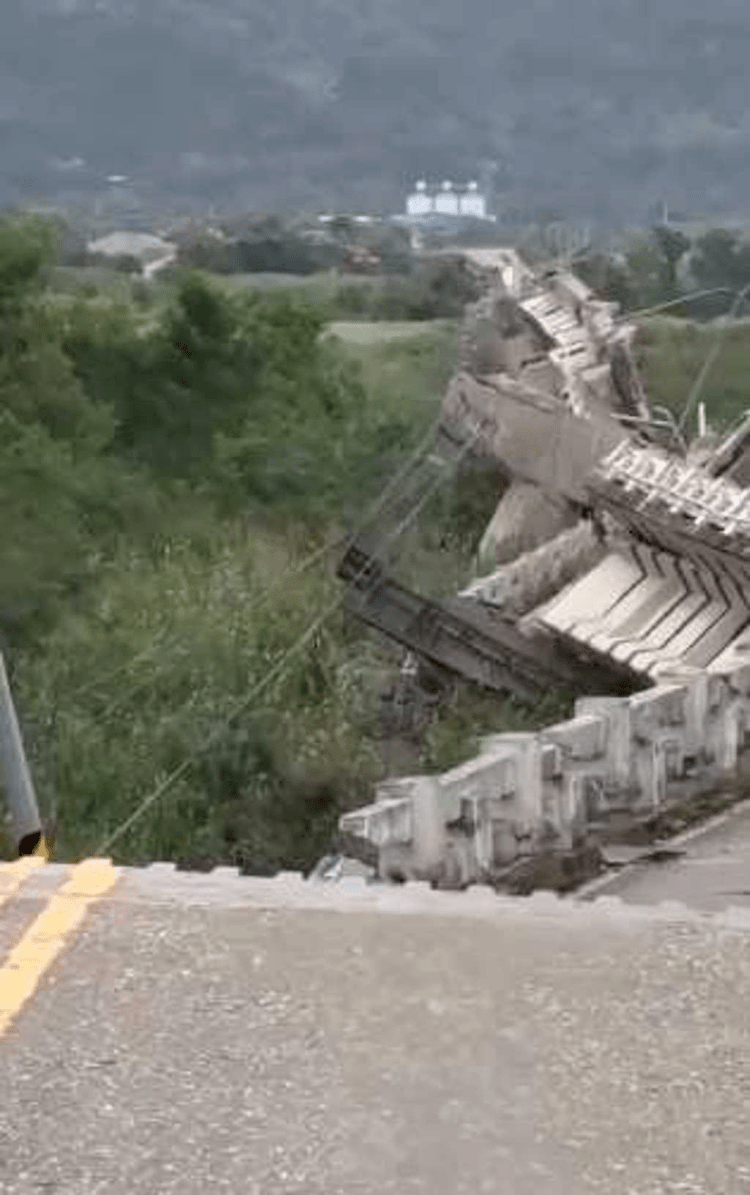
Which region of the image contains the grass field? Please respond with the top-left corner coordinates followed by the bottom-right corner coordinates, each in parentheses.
top-left (636, 317), bottom-right (750, 434)
top-left (216, 269), bottom-right (386, 305)
top-left (325, 319), bottom-right (456, 345)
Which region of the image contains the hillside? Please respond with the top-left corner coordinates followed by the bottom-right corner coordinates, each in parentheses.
top-left (5, 1), bottom-right (750, 223)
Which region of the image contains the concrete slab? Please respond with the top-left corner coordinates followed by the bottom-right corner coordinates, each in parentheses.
top-left (627, 560), bottom-right (724, 674)
top-left (708, 628), bottom-right (750, 674)
top-left (536, 550), bottom-right (644, 634)
top-left (683, 605), bottom-right (750, 670)
top-left (617, 556), bottom-right (711, 669)
top-left (586, 548), bottom-right (674, 652)
top-left (591, 549), bottom-right (681, 641)
top-left (608, 551), bottom-right (700, 662)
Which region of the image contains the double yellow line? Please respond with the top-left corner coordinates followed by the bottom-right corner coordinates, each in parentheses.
top-left (0, 857), bottom-right (119, 1038)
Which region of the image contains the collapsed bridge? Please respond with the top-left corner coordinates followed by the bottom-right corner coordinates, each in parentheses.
top-left (336, 247), bottom-right (750, 888)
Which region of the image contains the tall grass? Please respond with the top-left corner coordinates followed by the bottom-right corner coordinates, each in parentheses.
top-left (17, 521), bottom-right (388, 867)
top-left (636, 317), bottom-right (750, 431)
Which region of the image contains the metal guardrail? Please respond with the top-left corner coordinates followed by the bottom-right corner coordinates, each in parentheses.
top-left (0, 654), bottom-right (47, 859)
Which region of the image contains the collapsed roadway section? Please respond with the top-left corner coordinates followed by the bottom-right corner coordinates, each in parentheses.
top-left (336, 248), bottom-right (750, 890)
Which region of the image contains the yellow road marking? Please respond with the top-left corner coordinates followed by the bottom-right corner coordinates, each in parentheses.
top-left (0, 855), bottom-right (47, 912)
top-left (0, 857), bottom-right (119, 1038)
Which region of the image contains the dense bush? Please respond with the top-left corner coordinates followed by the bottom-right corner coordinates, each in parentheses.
top-left (0, 217), bottom-right (155, 643)
top-left (574, 224), bottom-right (750, 320)
top-left (229, 236), bottom-right (340, 275)
top-left (59, 271), bottom-right (369, 523)
top-left (331, 256), bottom-right (482, 321)
top-left (176, 225), bottom-right (343, 276)
top-left (1, 216), bottom-right (504, 871)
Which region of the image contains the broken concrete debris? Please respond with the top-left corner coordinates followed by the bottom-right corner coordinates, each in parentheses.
top-left (337, 248), bottom-right (750, 890)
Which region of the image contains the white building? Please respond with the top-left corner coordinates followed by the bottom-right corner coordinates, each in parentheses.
top-left (86, 231), bottom-right (176, 264)
top-left (434, 181), bottom-right (459, 216)
top-left (399, 179), bottom-right (494, 224)
top-left (459, 181), bottom-right (487, 219)
top-left (406, 180), bottom-right (434, 217)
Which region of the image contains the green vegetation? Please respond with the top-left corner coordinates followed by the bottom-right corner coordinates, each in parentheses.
top-left (330, 257), bottom-right (483, 322)
top-left (0, 214), bottom-right (558, 872)
top-left (635, 318), bottom-right (750, 431)
top-left (174, 222), bottom-right (341, 277)
top-left (575, 223), bottom-right (750, 431)
top-left (174, 228), bottom-right (481, 323)
top-left (577, 224), bottom-right (750, 317)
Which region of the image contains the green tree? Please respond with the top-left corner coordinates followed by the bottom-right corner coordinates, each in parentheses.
top-left (652, 225), bottom-right (690, 300)
top-left (0, 216), bottom-right (153, 642)
top-left (113, 254), bottom-right (143, 274)
top-left (623, 234), bottom-right (670, 309)
top-left (329, 215), bottom-right (354, 243)
top-left (60, 269), bottom-right (365, 517)
top-left (0, 216), bottom-right (54, 319)
top-left (574, 252), bottom-right (634, 310)
top-left (372, 257), bottom-right (481, 320)
top-left (365, 226), bottom-right (412, 275)
top-left (689, 229), bottom-right (750, 316)
top-left (175, 233), bottom-right (232, 274)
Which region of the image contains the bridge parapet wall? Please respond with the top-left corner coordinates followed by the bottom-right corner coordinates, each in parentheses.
top-left (340, 663), bottom-right (750, 885)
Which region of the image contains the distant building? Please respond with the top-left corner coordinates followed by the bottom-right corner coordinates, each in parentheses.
top-left (434, 181), bottom-right (459, 216)
top-left (400, 179), bottom-right (494, 225)
top-left (86, 231), bottom-right (176, 265)
top-left (406, 180), bottom-right (434, 217)
top-left (343, 246), bottom-right (381, 274)
top-left (459, 181), bottom-right (486, 219)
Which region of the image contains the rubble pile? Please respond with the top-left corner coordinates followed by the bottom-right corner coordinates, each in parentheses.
top-left (337, 249), bottom-right (750, 889)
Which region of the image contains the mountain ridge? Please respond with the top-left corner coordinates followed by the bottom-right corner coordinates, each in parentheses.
top-left (4, 1), bottom-right (750, 222)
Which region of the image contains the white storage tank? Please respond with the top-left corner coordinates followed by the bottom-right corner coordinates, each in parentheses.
top-left (406, 180), bottom-right (434, 216)
top-left (459, 181), bottom-right (487, 219)
top-left (434, 181), bottom-right (459, 215)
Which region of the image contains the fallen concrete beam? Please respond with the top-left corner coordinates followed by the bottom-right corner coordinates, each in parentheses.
top-left (339, 541), bottom-right (639, 700)
top-left (475, 479), bottom-right (578, 569)
top-left (441, 371), bottom-right (628, 505)
top-left (462, 520), bottom-right (606, 616)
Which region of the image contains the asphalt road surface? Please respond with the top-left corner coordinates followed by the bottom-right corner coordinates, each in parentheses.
top-left (583, 799), bottom-right (750, 911)
top-left (1, 859), bottom-right (749, 1195)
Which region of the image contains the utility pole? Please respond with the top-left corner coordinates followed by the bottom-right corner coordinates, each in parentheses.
top-left (0, 654), bottom-right (47, 859)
